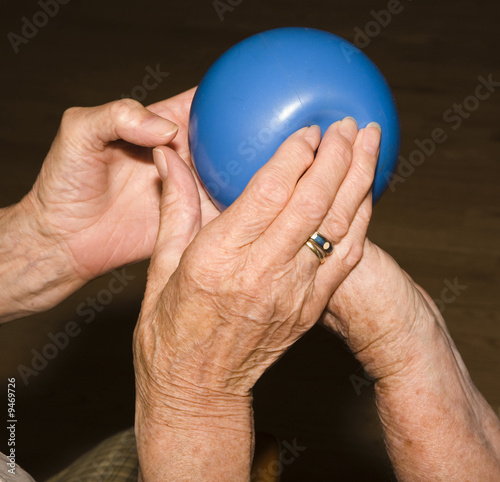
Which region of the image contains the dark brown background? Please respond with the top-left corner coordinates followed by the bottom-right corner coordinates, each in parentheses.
top-left (1, 0), bottom-right (499, 480)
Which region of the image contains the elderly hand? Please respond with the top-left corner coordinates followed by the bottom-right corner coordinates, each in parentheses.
top-left (0, 88), bottom-right (224, 321)
top-left (133, 118), bottom-right (382, 480)
top-left (321, 238), bottom-right (500, 479)
top-left (21, 89), bottom-right (213, 284)
top-left (321, 239), bottom-right (426, 378)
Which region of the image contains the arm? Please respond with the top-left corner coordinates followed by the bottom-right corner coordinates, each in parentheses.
top-left (322, 240), bottom-right (500, 480)
top-left (134, 380), bottom-right (254, 481)
top-left (133, 119), bottom-right (381, 480)
top-left (0, 200), bottom-right (80, 322)
top-left (374, 288), bottom-right (500, 479)
top-left (0, 91), bottom-right (205, 323)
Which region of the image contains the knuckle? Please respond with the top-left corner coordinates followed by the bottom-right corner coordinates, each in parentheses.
top-left (60, 106), bottom-right (83, 127)
top-left (328, 203), bottom-right (351, 241)
top-left (339, 241), bottom-right (364, 270)
top-left (292, 186), bottom-right (327, 224)
top-left (252, 170), bottom-right (291, 207)
top-left (109, 98), bottom-right (142, 128)
top-left (58, 106), bottom-right (90, 141)
top-left (359, 200), bottom-right (373, 224)
top-left (324, 136), bottom-right (353, 170)
top-left (353, 157), bottom-right (377, 188)
top-left (285, 136), bottom-right (316, 168)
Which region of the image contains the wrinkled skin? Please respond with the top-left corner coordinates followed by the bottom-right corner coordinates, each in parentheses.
top-left (134, 119), bottom-right (381, 405)
top-left (4, 86), bottom-right (497, 480)
top-left (133, 119), bottom-right (383, 480)
top-left (23, 88), bottom-right (219, 284)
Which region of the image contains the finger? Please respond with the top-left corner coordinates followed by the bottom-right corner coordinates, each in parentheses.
top-left (172, 157), bottom-right (221, 227)
top-left (147, 86), bottom-right (197, 120)
top-left (319, 122), bottom-right (381, 245)
top-left (191, 168), bottom-right (222, 226)
top-left (148, 86), bottom-right (221, 226)
top-left (310, 191), bottom-right (373, 305)
top-left (256, 119), bottom-right (356, 264)
top-left (147, 146), bottom-right (202, 286)
top-left (328, 190), bottom-right (373, 279)
top-left (58, 99), bottom-right (179, 153)
top-left (146, 87), bottom-right (196, 169)
top-left (218, 125), bottom-right (321, 243)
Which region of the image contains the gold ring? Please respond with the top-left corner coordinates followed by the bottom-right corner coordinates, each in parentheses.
top-left (309, 232), bottom-right (334, 255)
top-left (305, 240), bottom-right (326, 264)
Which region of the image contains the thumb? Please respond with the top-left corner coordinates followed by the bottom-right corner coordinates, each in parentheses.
top-left (148, 146), bottom-right (202, 284)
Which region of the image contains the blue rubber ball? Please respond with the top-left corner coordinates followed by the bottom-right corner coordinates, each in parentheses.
top-left (189, 27), bottom-right (400, 211)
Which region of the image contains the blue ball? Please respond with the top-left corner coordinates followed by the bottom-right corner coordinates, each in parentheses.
top-left (189, 27), bottom-right (400, 211)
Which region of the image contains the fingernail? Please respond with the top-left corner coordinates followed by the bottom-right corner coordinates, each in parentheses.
top-left (339, 116), bottom-right (358, 143)
top-left (153, 148), bottom-right (168, 181)
top-left (343, 116), bottom-right (358, 126)
top-left (303, 125), bottom-right (322, 148)
top-left (307, 124), bottom-right (321, 135)
top-left (367, 121), bottom-right (381, 132)
top-left (144, 114), bottom-right (178, 137)
top-left (362, 123), bottom-right (382, 156)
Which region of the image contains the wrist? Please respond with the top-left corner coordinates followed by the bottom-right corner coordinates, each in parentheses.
top-left (323, 239), bottom-right (439, 380)
top-left (135, 381), bottom-right (254, 482)
top-left (357, 296), bottom-right (438, 382)
top-left (135, 372), bottom-right (253, 430)
top-left (0, 196), bottom-right (83, 322)
top-left (371, 299), bottom-right (482, 414)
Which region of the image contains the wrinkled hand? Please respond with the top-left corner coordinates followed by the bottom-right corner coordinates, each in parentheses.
top-left (321, 238), bottom-right (432, 380)
top-left (134, 118), bottom-right (382, 416)
top-left (22, 88), bottom-right (219, 286)
top-left (133, 118), bottom-right (381, 480)
top-left (320, 210), bottom-right (500, 482)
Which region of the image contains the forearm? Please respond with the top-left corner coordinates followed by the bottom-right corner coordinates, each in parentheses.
top-left (323, 240), bottom-right (500, 478)
top-left (373, 306), bottom-right (500, 480)
top-left (135, 388), bottom-right (254, 481)
top-left (0, 199), bottom-right (81, 323)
